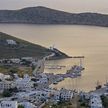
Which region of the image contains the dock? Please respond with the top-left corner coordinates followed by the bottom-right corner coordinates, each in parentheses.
top-left (71, 56), bottom-right (85, 58)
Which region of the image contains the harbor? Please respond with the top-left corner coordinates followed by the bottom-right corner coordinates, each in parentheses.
top-left (1, 24), bottom-right (108, 92)
top-left (0, 55), bottom-right (107, 108)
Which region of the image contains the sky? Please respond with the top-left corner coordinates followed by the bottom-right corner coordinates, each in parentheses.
top-left (0, 0), bottom-right (108, 14)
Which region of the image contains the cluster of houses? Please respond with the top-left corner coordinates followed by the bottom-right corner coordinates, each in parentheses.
top-left (0, 89), bottom-right (105, 108)
top-left (0, 57), bottom-right (38, 66)
top-left (0, 101), bottom-right (37, 108)
top-left (79, 89), bottom-right (108, 108)
top-left (0, 71), bottom-right (75, 108)
top-left (90, 93), bottom-right (103, 108)
top-left (0, 55), bottom-right (108, 108)
top-left (0, 73), bottom-right (32, 93)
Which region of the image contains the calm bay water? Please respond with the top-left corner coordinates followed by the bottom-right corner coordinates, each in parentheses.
top-left (0, 24), bottom-right (108, 92)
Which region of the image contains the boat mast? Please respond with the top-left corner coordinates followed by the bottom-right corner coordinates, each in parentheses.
top-left (80, 58), bottom-right (83, 67)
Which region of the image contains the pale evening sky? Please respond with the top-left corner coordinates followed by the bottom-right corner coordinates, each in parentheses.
top-left (0, 0), bottom-right (108, 14)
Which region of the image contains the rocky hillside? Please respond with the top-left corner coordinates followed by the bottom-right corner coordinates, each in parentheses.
top-left (0, 6), bottom-right (108, 27)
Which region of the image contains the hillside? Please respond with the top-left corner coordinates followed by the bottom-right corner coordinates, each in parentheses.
top-left (0, 32), bottom-right (51, 59)
top-left (0, 32), bottom-right (69, 59)
top-left (0, 6), bottom-right (108, 27)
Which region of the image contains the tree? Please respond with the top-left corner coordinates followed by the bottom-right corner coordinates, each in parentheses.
top-left (101, 95), bottom-right (108, 108)
top-left (33, 83), bottom-right (38, 88)
top-left (18, 105), bottom-right (24, 108)
top-left (10, 68), bottom-right (18, 74)
top-left (9, 87), bottom-right (18, 93)
top-left (2, 89), bottom-right (12, 97)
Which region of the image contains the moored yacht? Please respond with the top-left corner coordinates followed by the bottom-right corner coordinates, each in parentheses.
top-left (66, 59), bottom-right (84, 77)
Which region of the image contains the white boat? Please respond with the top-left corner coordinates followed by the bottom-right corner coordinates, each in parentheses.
top-left (53, 81), bottom-right (58, 84)
top-left (56, 77), bottom-right (64, 82)
top-left (46, 65), bottom-right (62, 69)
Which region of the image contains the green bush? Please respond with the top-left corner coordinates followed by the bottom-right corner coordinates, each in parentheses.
top-left (101, 95), bottom-right (108, 108)
top-left (2, 89), bottom-right (12, 97)
top-left (18, 105), bottom-right (24, 108)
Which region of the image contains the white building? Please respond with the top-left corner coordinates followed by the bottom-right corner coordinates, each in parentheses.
top-left (90, 93), bottom-right (103, 108)
top-left (48, 89), bottom-right (60, 101)
top-left (10, 58), bottom-right (21, 64)
top-left (0, 73), bottom-right (11, 81)
top-left (0, 101), bottom-right (17, 108)
top-left (16, 90), bottom-right (49, 101)
top-left (37, 78), bottom-right (48, 84)
top-left (59, 88), bottom-right (73, 101)
top-left (21, 57), bottom-right (34, 62)
top-left (37, 73), bottom-right (48, 84)
top-left (6, 39), bottom-right (17, 45)
top-left (15, 74), bottom-right (33, 91)
top-left (0, 81), bottom-right (15, 92)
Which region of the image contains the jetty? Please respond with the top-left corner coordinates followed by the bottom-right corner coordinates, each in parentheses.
top-left (71, 56), bottom-right (85, 58)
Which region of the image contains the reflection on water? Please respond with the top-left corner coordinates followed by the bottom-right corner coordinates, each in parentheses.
top-left (0, 24), bottom-right (108, 91)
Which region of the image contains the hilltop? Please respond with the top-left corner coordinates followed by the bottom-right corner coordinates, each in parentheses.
top-left (0, 32), bottom-right (69, 59)
top-left (0, 6), bottom-right (108, 27)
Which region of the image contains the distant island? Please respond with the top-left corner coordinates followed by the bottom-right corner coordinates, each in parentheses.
top-left (0, 6), bottom-right (108, 27)
top-left (0, 32), bottom-right (69, 59)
